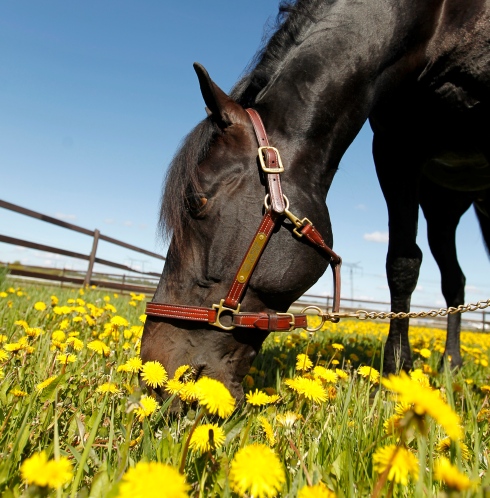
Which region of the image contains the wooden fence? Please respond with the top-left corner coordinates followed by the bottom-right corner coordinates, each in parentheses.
top-left (1, 199), bottom-right (488, 330)
top-left (0, 199), bottom-right (164, 294)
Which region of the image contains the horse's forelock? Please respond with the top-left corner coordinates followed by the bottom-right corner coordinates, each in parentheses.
top-left (158, 119), bottom-right (216, 254)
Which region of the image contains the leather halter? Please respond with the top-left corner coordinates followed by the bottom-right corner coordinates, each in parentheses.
top-left (145, 109), bottom-right (342, 333)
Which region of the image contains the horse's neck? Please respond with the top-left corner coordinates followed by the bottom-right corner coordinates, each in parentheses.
top-left (252, 0), bottom-right (449, 189)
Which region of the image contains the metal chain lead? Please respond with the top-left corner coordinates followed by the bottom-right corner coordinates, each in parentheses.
top-left (321, 298), bottom-right (490, 322)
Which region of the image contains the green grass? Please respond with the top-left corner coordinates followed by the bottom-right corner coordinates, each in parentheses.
top-left (1, 279), bottom-right (490, 497)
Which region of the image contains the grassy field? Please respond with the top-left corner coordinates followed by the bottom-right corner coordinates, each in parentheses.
top-left (1, 275), bottom-right (490, 497)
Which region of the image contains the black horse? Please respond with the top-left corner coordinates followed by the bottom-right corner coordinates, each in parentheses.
top-left (142, 0), bottom-right (490, 400)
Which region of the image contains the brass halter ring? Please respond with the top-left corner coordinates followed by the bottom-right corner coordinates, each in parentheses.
top-left (301, 305), bottom-right (326, 332)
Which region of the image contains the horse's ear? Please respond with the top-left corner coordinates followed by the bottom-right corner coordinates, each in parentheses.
top-left (193, 62), bottom-right (244, 128)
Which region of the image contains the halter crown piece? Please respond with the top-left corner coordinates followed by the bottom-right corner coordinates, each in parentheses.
top-left (145, 109), bottom-right (342, 333)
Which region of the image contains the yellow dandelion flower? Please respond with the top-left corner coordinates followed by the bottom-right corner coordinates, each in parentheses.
top-left (179, 381), bottom-right (198, 402)
top-left (104, 303), bottom-right (117, 313)
top-left (436, 437), bottom-right (470, 460)
top-left (20, 451), bottom-right (73, 488)
top-left (25, 327), bottom-right (42, 338)
top-left (246, 389), bottom-right (279, 406)
top-left (139, 314), bottom-right (146, 323)
top-left (382, 372), bottom-right (462, 440)
top-left (276, 411), bottom-right (302, 428)
top-left (410, 368), bottom-right (430, 387)
top-left (11, 389), bottom-right (28, 397)
top-left (36, 376), bottom-right (58, 392)
top-left (66, 337), bottom-right (84, 351)
top-left (56, 354), bottom-right (76, 365)
top-left (96, 382), bottom-right (120, 394)
top-left (118, 461), bottom-right (189, 498)
top-left (131, 325), bottom-right (144, 338)
top-left (125, 357), bottom-right (143, 373)
top-left (194, 377), bottom-right (235, 418)
top-left (34, 301), bottom-right (47, 311)
top-left (87, 340), bottom-right (110, 356)
top-left (480, 385), bottom-right (490, 393)
top-left (140, 361), bottom-right (168, 388)
top-left (335, 369), bottom-right (349, 380)
top-left (298, 483), bottom-right (337, 498)
top-left (14, 320), bottom-right (29, 329)
top-left (189, 423), bottom-right (226, 453)
top-left (165, 379), bottom-right (185, 396)
top-left (313, 366), bottom-right (338, 383)
top-left (229, 443), bottom-right (285, 498)
top-left (0, 335), bottom-right (7, 343)
top-left (0, 350), bottom-right (8, 361)
top-left (434, 457), bottom-right (471, 490)
top-left (135, 395), bottom-right (159, 422)
top-left (358, 366), bottom-right (380, 384)
top-left (419, 348), bottom-right (431, 358)
top-left (173, 364), bottom-right (191, 380)
top-left (383, 413), bottom-right (405, 436)
top-left (285, 377), bottom-right (327, 403)
top-left (51, 295), bottom-right (59, 305)
top-left (0, 291), bottom-right (7, 298)
top-left (331, 343), bottom-right (344, 351)
top-left (51, 330), bottom-right (66, 342)
top-left (372, 445), bottom-right (419, 485)
top-left (4, 342), bottom-right (23, 352)
top-left (296, 353), bottom-right (313, 371)
top-left (110, 315), bottom-right (129, 327)
top-left (257, 416), bottom-right (276, 446)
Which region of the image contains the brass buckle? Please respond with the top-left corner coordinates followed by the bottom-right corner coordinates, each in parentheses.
top-left (211, 299), bottom-right (240, 331)
top-left (301, 306), bottom-right (326, 332)
top-left (277, 312), bottom-right (296, 331)
top-left (258, 146), bottom-right (285, 174)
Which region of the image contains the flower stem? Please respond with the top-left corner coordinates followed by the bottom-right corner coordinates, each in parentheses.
top-left (288, 438), bottom-right (312, 487)
top-left (179, 410), bottom-right (205, 474)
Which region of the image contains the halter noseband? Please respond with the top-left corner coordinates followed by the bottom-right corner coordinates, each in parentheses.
top-left (145, 109), bottom-right (342, 333)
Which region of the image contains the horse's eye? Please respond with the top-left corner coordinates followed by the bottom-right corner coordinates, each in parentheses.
top-left (185, 193), bottom-right (208, 218)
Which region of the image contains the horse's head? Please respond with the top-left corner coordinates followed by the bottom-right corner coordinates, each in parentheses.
top-left (141, 64), bottom-right (336, 401)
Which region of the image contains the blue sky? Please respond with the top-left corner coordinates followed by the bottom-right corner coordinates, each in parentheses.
top-left (1, 1), bottom-right (489, 308)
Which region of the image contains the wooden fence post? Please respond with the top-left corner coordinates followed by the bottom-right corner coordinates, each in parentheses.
top-left (84, 229), bottom-right (100, 287)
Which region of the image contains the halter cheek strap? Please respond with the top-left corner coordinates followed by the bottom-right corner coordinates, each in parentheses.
top-left (145, 108), bottom-right (342, 332)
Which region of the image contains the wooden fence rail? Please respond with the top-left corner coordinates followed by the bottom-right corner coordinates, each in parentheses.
top-left (0, 199), bottom-right (164, 293)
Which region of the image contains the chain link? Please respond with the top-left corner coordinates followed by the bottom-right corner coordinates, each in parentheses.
top-left (322, 298), bottom-right (490, 322)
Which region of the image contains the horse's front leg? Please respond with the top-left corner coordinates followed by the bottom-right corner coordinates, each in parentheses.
top-left (373, 133), bottom-right (423, 374)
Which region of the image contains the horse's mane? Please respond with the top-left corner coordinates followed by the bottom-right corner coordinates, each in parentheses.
top-left (159, 0), bottom-right (328, 254)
